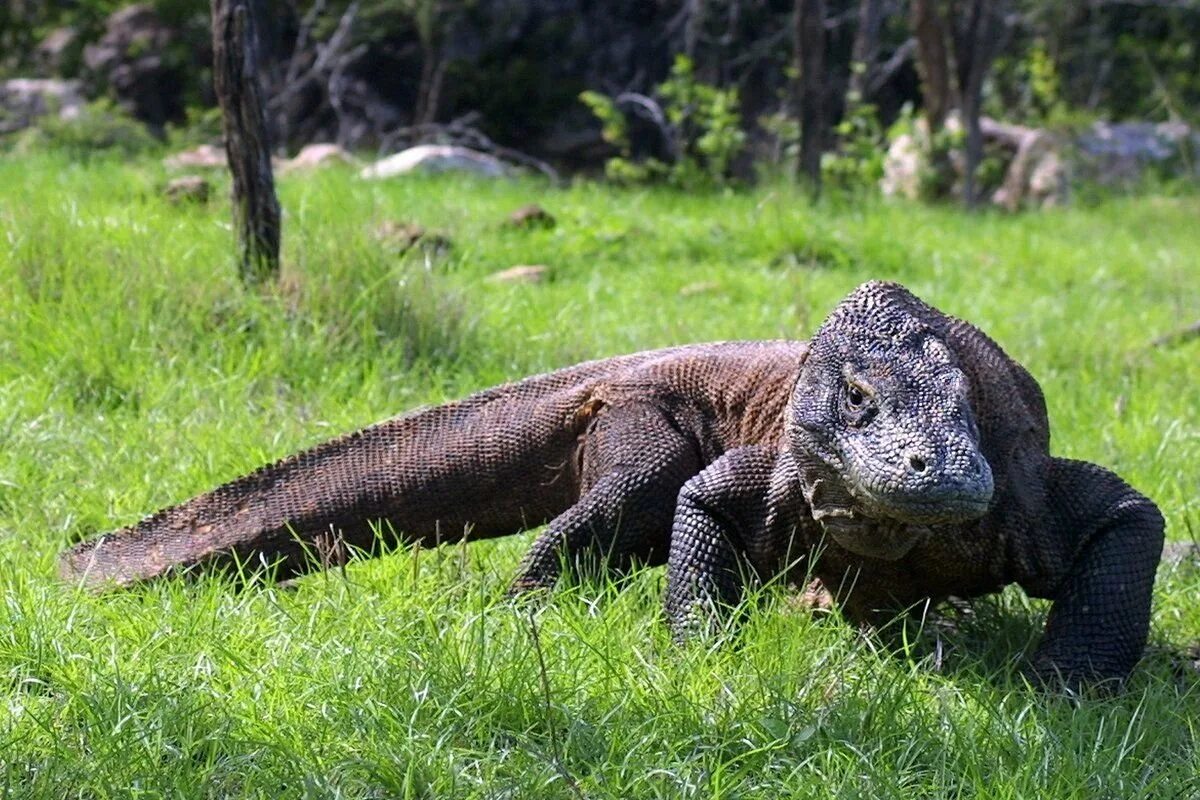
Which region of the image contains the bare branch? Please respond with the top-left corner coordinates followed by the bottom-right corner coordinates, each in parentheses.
top-left (283, 0), bottom-right (326, 89)
top-left (614, 91), bottom-right (677, 160)
top-left (866, 38), bottom-right (916, 95)
top-left (267, 0), bottom-right (359, 114)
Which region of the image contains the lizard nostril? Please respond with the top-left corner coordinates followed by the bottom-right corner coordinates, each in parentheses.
top-left (908, 455), bottom-right (927, 473)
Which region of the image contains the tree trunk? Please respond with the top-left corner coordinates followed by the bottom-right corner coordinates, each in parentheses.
top-left (848, 0), bottom-right (884, 104)
top-left (212, 0), bottom-right (281, 283)
top-left (794, 0), bottom-right (827, 189)
top-left (910, 0), bottom-right (951, 131)
top-left (952, 0), bottom-right (1009, 207)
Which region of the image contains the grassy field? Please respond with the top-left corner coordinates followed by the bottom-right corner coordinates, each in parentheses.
top-left (0, 151), bottom-right (1198, 798)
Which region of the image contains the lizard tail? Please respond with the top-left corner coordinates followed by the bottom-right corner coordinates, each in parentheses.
top-left (59, 378), bottom-right (591, 589)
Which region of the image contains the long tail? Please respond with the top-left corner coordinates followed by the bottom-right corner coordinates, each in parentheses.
top-left (59, 370), bottom-right (600, 589)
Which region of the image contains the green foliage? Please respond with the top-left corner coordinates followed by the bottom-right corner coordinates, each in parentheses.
top-left (758, 109), bottom-right (800, 173)
top-left (1027, 40), bottom-right (1064, 122)
top-left (11, 99), bottom-right (159, 158)
top-left (821, 102), bottom-right (887, 192)
top-left (657, 55), bottom-right (746, 183)
top-left (578, 90), bottom-right (628, 151)
top-left (991, 36), bottom-right (1072, 127)
top-left (580, 55), bottom-right (746, 188)
top-left (165, 105), bottom-right (224, 149)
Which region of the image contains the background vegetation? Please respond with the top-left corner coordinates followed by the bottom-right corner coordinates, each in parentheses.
top-left (4, 0), bottom-right (1200, 183)
top-left (0, 153), bottom-right (1197, 796)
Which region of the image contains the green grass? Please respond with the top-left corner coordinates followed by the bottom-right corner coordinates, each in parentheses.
top-left (1, 151), bottom-right (1198, 798)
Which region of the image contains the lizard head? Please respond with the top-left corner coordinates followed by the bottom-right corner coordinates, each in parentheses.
top-left (787, 282), bottom-right (994, 555)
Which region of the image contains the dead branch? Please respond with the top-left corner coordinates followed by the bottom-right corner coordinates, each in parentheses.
top-left (615, 91), bottom-right (678, 161)
top-left (267, 0), bottom-right (359, 116)
top-left (867, 38), bottom-right (915, 95)
top-left (1152, 320), bottom-right (1200, 348)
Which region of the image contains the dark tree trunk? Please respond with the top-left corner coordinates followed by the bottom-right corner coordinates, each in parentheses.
top-left (794, 0), bottom-right (827, 189)
top-left (951, 0), bottom-right (1009, 207)
top-left (212, 0), bottom-right (281, 283)
top-left (848, 0), bottom-right (884, 104)
top-left (910, 0), bottom-right (952, 131)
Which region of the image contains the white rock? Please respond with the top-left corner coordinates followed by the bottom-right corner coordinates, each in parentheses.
top-left (163, 144), bottom-right (226, 170)
top-left (487, 265), bottom-right (549, 284)
top-left (360, 145), bottom-right (510, 180)
top-left (282, 142), bottom-right (356, 172)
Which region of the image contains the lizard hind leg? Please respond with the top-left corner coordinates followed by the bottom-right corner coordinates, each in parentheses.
top-left (508, 401), bottom-right (704, 595)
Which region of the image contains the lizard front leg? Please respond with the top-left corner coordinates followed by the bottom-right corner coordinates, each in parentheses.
top-left (509, 401), bottom-right (703, 594)
top-left (1025, 457), bottom-right (1165, 689)
top-left (665, 446), bottom-right (790, 639)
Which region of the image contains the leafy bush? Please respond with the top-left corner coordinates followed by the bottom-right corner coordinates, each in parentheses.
top-left (580, 55), bottom-right (746, 188)
top-left (166, 105), bottom-right (224, 149)
top-left (13, 98), bottom-right (159, 158)
top-left (821, 102), bottom-right (887, 192)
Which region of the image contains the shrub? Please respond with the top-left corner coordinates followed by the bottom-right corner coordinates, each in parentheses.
top-left (14, 98), bottom-right (159, 158)
top-left (580, 55), bottom-right (746, 189)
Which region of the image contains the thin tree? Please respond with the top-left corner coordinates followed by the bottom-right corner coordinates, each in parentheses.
top-left (848, 0), bottom-right (884, 104)
top-left (951, 0), bottom-right (1009, 207)
top-left (794, 0), bottom-right (828, 189)
top-left (910, 0), bottom-right (951, 131)
top-left (212, 0), bottom-right (281, 283)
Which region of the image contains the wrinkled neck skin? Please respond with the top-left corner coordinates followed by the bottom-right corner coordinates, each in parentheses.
top-left (790, 438), bottom-right (929, 561)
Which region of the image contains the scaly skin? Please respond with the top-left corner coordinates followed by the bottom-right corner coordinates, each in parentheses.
top-left (60, 282), bottom-right (1164, 687)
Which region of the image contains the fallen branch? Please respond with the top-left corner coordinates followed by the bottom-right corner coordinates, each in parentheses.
top-left (1152, 320), bottom-right (1200, 348)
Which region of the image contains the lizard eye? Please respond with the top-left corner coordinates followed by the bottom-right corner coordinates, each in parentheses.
top-left (846, 384), bottom-right (865, 409)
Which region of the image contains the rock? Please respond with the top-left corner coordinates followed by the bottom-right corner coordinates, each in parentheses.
top-left (1161, 541), bottom-right (1200, 568)
top-left (164, 175), bottom-right (210, 204)
top-left (163, 144), bottom-right (227, 170)
top-left (506, 204), bottom-right (556, 229)
top-left (83, 4), bottom-right (182, 127)
top-left (679, 281), bottom-right (720, 297)
top-left (360, 145), bottom-right (510, 180)
top-left (36, 27), bottom-right (81, 75)
top-left (1076, 121), bottom-right (1200, 185)
top-left (281, 143), bottom-right (357, 172)
top-left (373, 220), bottom-right (452, 256)
top-left (487, 265), bottom-right (549, 284)
top-left (0, 78), bottom-right (85, 134)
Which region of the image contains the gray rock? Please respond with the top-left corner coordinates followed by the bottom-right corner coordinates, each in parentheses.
top-left (0, 78), bottom-right (85, 135)
top-left (505, 204), bottom-right (556, 229)
top-left (1076, 121), bottom-right (1200, 185)
top-left (83, 4), bottom-right (181, 127)
top-left (164, 175), bottom-right (211, 204)
top-left (36, 27), bottom-right (81, 75)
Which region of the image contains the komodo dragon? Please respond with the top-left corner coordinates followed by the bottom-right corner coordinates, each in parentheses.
top-left (60, 281), bottom-right (1164, 687)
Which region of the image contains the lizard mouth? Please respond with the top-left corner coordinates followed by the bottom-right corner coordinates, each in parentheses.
top-left (851, 481), bottom-right (994, 525)
top-left (844, 452), bottom-right (995, 526)
top-left (821, 488), bottom-right (991, 561)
